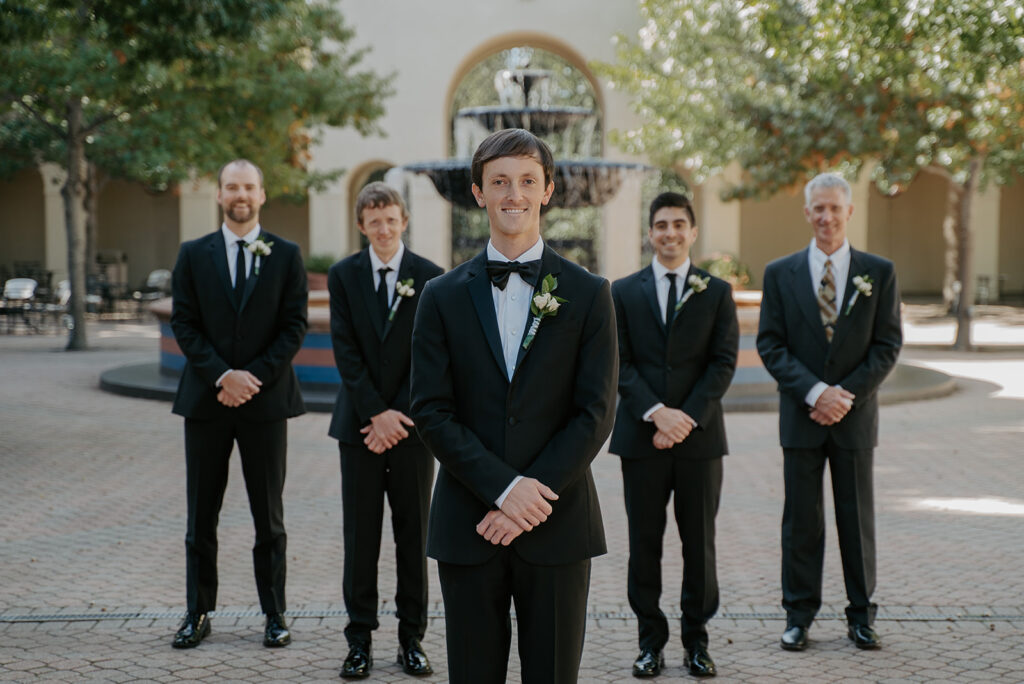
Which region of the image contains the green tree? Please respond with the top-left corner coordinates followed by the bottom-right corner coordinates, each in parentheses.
top-left (1, 0), bottom-right (390, 349)
top-left (598, 0), bottom-right (1024, 349)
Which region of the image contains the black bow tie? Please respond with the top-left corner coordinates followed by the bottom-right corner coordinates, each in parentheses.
top-left (486, 259), bottom-right (541, 290)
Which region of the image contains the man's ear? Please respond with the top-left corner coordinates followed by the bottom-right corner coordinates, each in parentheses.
top-left (541, 181), bottom-right (554, 205)
top-left (471, 183), bottom-right (486, 208)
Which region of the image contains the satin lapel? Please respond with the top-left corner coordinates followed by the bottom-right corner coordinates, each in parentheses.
top-left (208, 231), bottom-right (235, 310)
top-left (513, 246), bottom-right (563, 376)
top-left (357, 250), bottom-right (385, 340)
top-left (466, 251), bottom-right (508, 377)
top-left (639, 266), bottom-right (665, 336)
top-left (382, 251), bottom-right (414, 340)
top-left (790, 249), bottom-right (829, 349)
top-left (829, 249), bottom-right (864, 352)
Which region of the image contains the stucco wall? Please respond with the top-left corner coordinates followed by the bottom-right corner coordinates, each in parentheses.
top-left (999, 177), bottom-right (1024, 296)
top-left (0, 169), bottom-right (45, 278)
top-left (97, 180), bottom-right (180, 287)
top-left (738, 190), bottom-right (807, 288)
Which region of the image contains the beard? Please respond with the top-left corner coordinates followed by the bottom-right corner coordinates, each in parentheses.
top-left (226, 202), bottom-right (256, 224)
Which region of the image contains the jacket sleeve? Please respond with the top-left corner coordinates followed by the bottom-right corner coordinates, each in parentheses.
top-left (244, 244), bottom-right (308, 384)
top-left (839, 263), bottom-right (902, 405)
top-left (522, 279), bottom-right (619, 493)
top-left (756, 262), bottom-right (822, 403)
top-left (170, 243), bottom-right (230, 386)
top-left (329, 264), bottom-right (388, 422)
top-left (613, 281), bottom-right (663, 420)
top-left (681, 281), bottom-right (739, 427)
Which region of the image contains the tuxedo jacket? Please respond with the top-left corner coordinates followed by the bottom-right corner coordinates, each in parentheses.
top-left (410, 246), bottom-right (618, 566)
top-left (609, 264), bottom-right (739, 460)
top-left (170, 229), bottom-right (308, 422)
top-left (756, 247), bottom-right (902, 449)
top-left (327, 247), bottom-right (444, 445)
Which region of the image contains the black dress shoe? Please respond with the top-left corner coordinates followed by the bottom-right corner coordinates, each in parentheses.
top-left (172, 612), bottom-right (210, 649)
top-left (848, 623), bottom-right (881, 649)
top-left (780, 625), bottom-right (809, 651)
top-left (263, 613), bottom-right (291, 647)
top-left (397, 638), bottom-right (433, 676)
top-left (632, 647), bottom-right (664, 677)
top-left (685, 644), bottom-right (717, 677)
top-left (340, 643), bottom-right (372, 679)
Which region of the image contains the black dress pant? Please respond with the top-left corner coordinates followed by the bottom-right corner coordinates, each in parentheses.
top-left (339, 441), bottom-right (434, 647)
top-left (622, 454), bottom-right (723, 650)
top-left (781, 436), bottom-right (876, 628)
top-left (184, 416), bottom-right (287, 615)
top-left (438, 549), bottom-right (591, 684)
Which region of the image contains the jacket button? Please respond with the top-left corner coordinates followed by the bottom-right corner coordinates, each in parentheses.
top-left (508, 417), bottom-right (517, 426)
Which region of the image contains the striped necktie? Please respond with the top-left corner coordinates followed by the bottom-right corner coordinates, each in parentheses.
top-left (818, 259), bottom-right (837, 342)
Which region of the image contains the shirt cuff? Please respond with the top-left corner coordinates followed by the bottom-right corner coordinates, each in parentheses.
top-left (216, 369), bottom-right (233, 388)
top-left (805, 382), bottom-right (829, 407)
top-left (642, 403), bottom-right (665, 422)
top-left (495, 475), bottom-right (524, 508)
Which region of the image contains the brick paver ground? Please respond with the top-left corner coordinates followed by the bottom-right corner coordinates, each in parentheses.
top-left (1, 313), bottom-right (1023, 682)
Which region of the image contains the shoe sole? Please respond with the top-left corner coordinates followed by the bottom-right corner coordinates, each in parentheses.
top-left (780, 641), bottom-right (807, 651)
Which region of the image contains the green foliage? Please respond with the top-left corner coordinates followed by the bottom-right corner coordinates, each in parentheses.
top-left (303, 253), bottom-right (337, 274)
top-left (698, 252), bottom-right (753, 289)
top-left (596, 0), bottom-right (1024, 198)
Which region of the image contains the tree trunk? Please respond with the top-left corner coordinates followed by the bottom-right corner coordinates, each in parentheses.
top-left (62, 98), bottom-right (89, 350)
top-left (953, 158), bottom-right (980, 351)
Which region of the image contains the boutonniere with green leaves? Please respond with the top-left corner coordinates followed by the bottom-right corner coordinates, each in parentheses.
top-left (247, 235), bottom-right (273, 275)
top-left (522, 274), bottom-right (568, 350)
top-left (844, 274), bottom-right (873, 315)
top-left (675, 274), bottom-right (710, 312)
top-left (387, 278), bottom-right (415, 321)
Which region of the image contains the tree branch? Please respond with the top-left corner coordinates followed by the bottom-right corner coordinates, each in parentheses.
top-left (14, 100), bottom-right (67, 139)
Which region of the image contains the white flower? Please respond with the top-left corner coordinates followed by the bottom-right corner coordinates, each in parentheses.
top-left (396, 281), bottom-right (416, 297)
top-left (845, 273), bottom-right (874, 315)
top-left (533, 292), bottom-right (552, 310)
top-left (248, 240), bottom-right (272, 257)
top-left (544, 298), bottom-right (560, 314)
top-left (388, 278), bottom-right (416, 322)
top-left (688, 274), bottom-right (709, 292)
top-left (523, 274), bottom-right (568, 351)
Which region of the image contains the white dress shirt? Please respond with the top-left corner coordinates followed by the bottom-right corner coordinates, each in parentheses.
top-left (368, 241), bottom-right (405, 305)
top-left (642, 256), bottom-right (692, 422)
top-left (216, 224), bottom-right (262, 388)
top-left (487, 237), bottom-right (544, 507)
top-left (805, 238), bottom-right (851, 407)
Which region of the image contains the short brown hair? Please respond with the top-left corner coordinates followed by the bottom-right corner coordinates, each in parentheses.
top-left (355, 181), bottom-right (408, 225)
top-left (471, 128), bottom-right (555, 189)
top-left (217, 159), bottom-right (264, 188)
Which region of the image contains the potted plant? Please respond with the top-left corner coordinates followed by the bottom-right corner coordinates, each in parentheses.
top-left (304, 253), bottom-right (337, 292)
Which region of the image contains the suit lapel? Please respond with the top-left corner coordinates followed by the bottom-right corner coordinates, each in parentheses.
top-left (790, 249), bottom-right (830, 348)
top-left (512, 245), bottom-right (562, 375)
top-left (238, 244), bottom-right (260, 313)
top-left (357, 250), bottom-right (385, 339)
top-left (207, 231), bottom-right (236, 310)
top-left (667, 263), bottom-right (699, 335)
top-left (828, 248), bottom-right (864, 352)
top-left (466, 251), bottom-right (508, 377)
top-left (638, 266), bottom-right (665, 335)
top-left (382, 251), bottom-right (414, 340)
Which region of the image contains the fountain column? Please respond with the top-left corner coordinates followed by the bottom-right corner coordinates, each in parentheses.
top-left (309, 181), bottom-right (349, 258)
top-left (178, 175), bottom-right (218, 243)
top-left (407, 173), bottom-right (453, 269)
top-left (599, 172), bottom-right (643, 280)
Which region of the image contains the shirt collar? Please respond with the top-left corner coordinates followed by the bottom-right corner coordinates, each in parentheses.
top-left (222, 223), bottom-right (261, 245)
top-left (651, 256), bottom-right (691, 282)
top-left (369, 241), bottom-right (405, 273)
top-left (486, 237), bottom-right (544, 263)
top-left (809, 238), bottom-right (850, 269)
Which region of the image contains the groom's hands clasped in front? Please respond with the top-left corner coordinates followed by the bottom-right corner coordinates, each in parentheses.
top-left (216, 369), bottom-right (262, 407)
top-left (477, 477), bottom-right (559, 546)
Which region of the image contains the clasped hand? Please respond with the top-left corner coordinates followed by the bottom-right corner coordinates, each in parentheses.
top-left (477, 477), bottom-right (558, 545)
top-left (651, 407), bottom-right (696, 449)
top-left (216, 370), bottom-right (262, 407)
top-left (810, 385), bottom-right (855, 425)
top-left (360, 409), bottom-right (415, 454)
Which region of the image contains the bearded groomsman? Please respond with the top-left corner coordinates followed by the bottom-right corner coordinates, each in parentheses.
top-left (328, 182), bottom-right (443, 679)
top-left (757, 172), bottom-right (901, 652)
top-left (610, 192), bottom-right (738, 678)
top-left (170, 159), bottom-right (307, 649)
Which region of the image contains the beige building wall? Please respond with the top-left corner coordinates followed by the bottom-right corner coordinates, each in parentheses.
top-left (261, 199), bottom-right (310, 259)
top-left (999, 178), bottom-right (1024, 296)
top-left (0, 169), bottom-right (46, 276)
top-left (738, 190), bottom-right (807, 288)
top-left (96, 180), bottom-right (180, 287)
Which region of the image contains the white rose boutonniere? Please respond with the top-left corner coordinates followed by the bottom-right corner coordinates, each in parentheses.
top-left (522, 274), bottom-right (568, 350)
top-left (675, 274), bottom-right (710, 312)
top-left (844, 274), bottom-right (873, 315)
top-left (247, 235), bottom-right (274, 275)
top-left (387, 278), bottom-right (415, 322)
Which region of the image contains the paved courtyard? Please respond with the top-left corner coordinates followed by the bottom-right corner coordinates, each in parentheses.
top-left (1, 311), bottom-right (1023, 682)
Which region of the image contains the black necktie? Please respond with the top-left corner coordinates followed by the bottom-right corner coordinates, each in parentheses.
top-left (486, 259), bottom-right (541, 290)
top-left (234, 239), bottom-right (247, 305)
top-left (665, 272), bottom-right (677, 327)
top-left (377, 266), bottom-right (392, 318)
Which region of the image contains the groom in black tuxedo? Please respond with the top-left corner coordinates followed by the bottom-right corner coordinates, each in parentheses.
top-left (610, 192), bottom-right (738, 678)
top-left (757, 172), bottom-right (901, 652)
top-left (328, 182), bottom-right (443, 679)
top-left (170, 159), bottom-right (308, 649)
top-left (410, 128), bottom-right (618, 684)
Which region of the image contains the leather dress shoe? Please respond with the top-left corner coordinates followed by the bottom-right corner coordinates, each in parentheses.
top-left (685, 644), bottom-right (717, 677)
top-left (397, 638), bottom-right (433, 676)
top-left (632, 647), bottom-right (664, 677)
top-left (172, 612), bottom-right (210, 649)
top-left (780, 625), bottom-right (809, 651)
top-left (340, 643), bottom-right (372, 679)
top-left (848, 623), bottom-right (881, 649)
top-left (263, 613), bottom-right (291, 647)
